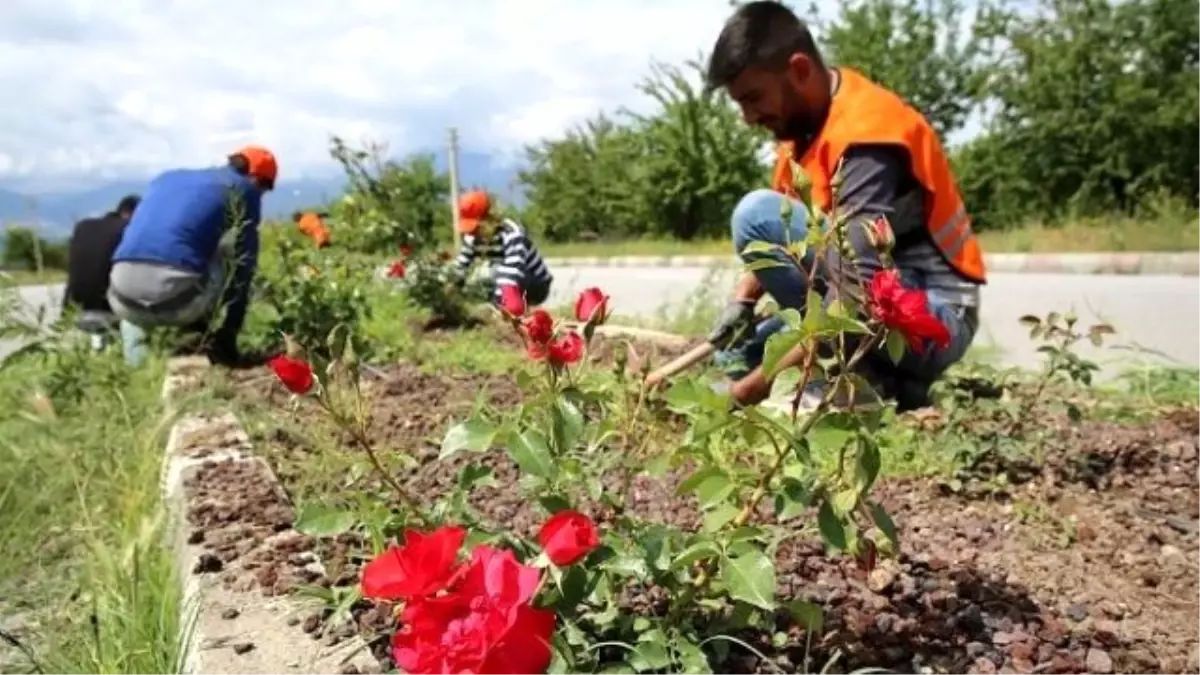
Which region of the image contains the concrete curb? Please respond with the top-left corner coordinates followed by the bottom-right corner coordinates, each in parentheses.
top-left (159, 357), bottom-right (382, 675)
top-left (540, 252), bottom-right (1200, 276)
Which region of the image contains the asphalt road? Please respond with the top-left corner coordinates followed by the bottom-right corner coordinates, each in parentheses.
top-left (546, 267), bottom-right (1199, 379)
top-left (6, 271), bottom-right (1198, 379)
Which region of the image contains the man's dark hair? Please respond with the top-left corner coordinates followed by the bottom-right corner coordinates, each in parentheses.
top-left (116, 194), bottom-right (140, 215)
top-left (292, 210), bottom-right (303, 222)
top-left (705, 1), bottom-right (824, 91)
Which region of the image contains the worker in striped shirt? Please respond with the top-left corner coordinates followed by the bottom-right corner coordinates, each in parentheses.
top-left (452, 190), bottom-right (553, 315)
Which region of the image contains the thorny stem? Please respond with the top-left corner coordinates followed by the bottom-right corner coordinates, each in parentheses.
top-left (318, 395), bottom-right (428, 525)
top-left (666, 333), bottom-right (880, 622)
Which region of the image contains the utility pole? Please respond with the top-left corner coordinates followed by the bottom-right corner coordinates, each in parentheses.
top-left (447, 127), bottom-right (462, 247)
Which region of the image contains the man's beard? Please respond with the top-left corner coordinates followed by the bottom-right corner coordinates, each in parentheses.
top-left (777, 108), bottom-right (826, 145)
top-left (776, 88), bottom-right (830, 145)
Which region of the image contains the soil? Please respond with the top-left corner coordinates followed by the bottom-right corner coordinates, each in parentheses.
top-left (196, 336), bottom-right (1199, 674)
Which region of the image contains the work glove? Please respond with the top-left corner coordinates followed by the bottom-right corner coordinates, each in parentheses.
top-left (706, 299), bottom-right (757, 349)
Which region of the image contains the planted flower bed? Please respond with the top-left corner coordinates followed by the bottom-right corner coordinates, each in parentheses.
top-left (196, 179), bottom-right (1197, 674)
top-left (191, 292), bottom-right (1200, 675)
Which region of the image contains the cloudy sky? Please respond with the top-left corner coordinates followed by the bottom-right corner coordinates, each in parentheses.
top-left (0, 0), bottom-right (764, 192)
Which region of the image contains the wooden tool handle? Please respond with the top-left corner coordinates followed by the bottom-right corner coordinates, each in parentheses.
top-left (644, 342), bottom-right (716, 389)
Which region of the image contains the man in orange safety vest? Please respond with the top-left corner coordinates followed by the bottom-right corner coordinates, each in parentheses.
top-left (703, 1), bottom-right (986, 412)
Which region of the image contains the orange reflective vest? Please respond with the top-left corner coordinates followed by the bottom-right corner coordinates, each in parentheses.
top-left (296, 212), bottom-right (331, 248)
top-left (771, 68), bottom-right (987, 283)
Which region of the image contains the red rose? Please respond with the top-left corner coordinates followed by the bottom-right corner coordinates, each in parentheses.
top-left (267, 355), bottom-right (315, 395)
top-left (499, 285), bottom-right (526, 317)
top-left (390, 545), bottom-right (555, 675)
top-left (400, 245), bottom-right (414, 258)
top-left (388, 261), bottom-right (406, 279)
top-left (573, 287), bottom-right (609, 324)
top-left (522, 309), bottom-right (554, 345)
top-left (867, 269), bottom-right (951, 354)
top-left (547, 331), bottom-right (584, 366)
top-left (360, 526), bottom-right (466, 601)
top-left (536, 510), bottom-right (600, 567)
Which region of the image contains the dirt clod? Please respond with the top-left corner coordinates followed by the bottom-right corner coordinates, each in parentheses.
top-left (220, 608), bottom-right (240, 620)
top-left (232, 642), bottom-right (255, 655)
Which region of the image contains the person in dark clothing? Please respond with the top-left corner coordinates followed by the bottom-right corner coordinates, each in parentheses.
top-left (65, 195), bottom-right (140, 349)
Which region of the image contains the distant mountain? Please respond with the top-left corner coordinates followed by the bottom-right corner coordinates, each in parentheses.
top-left (0, 150), bottom-right (523, 240)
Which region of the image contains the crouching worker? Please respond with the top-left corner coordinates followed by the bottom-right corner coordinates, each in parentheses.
top-left (703, 2), bottom-right (986, 412)
top-left (293, 210), bottom-right (331, 249)
top-left (107, 145), bottom-right (277, 367)
top-left (452, 190), bottom-right (553, 316)
top-left (65, 194), bottom-right (140, 350)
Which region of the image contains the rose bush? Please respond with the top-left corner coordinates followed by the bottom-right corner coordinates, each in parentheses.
top-left (261, 159), bottom-right (975, 673)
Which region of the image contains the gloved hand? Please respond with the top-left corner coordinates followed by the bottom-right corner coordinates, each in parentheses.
top-left (706, 299), bottom-right (757, 349)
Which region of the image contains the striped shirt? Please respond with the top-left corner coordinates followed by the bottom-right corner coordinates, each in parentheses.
top-left (454, 219), bottom-right (553, 293)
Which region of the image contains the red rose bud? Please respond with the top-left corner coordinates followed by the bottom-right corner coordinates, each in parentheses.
top-left (865, 215), bottom-right (895, 254)
top-left (387, 261), bottom-right (406, 279)
top-left (499, 285), bottom-right (527, 317)
top-left (574, 287), bottom-right (610, 325)
top-left (268, 355), bottom-right (315, 395)
top-left (537, 510), bottom-right (600, 567)
top-left (547, 331), bottom-right (584, 365)
top-left (522, 309), bottom-right (554, 345)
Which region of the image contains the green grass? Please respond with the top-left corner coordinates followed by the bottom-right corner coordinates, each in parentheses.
top-left (538, 212), bottom-right (1200, 259)
top-left (0, 269), bottom-right (67, 287)
top-left (0, 342), bottom-right (185, 674)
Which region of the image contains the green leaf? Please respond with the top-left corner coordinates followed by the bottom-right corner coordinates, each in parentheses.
top-left (671, 540), bottom-right (722, 570)
top-left (801, 289), bottom-right (825, 333)
top-left (741, 240), bottom-right (785, 256)
top-left (817, 500), bottom-right (848, 551)
top-left (695, 474), bottom-right (735, 509)
top-left (672, 636), bottom-right (712, 674)
top-left (644, 453), bottom-right (671, 477)
top-left (885, 329), bottom-right (907, 365)
top-left (823, 299), bottom-right (869, 334)
top-left (551, 400), bottom-right (585, 453)
top-left (856, 440), bottom-right (882, 495)
top-left (831, 487), bottom-right (858, 516)
top-left (676, 466), bottom-right (726, 497)
top-left (457, 464), bottom-right (497, 491)
top-left (539, 494), bottom-right (572, 513)
top-left (294, 503), bottom-right (356, 538)
top-left (702, 503), bottom-right (739, 532)
top-left (506, 429), bottom-right (555, 479)
top-left (440, 418), bottom-right (497, 459)
top-left (630, 641), bottom-right (672, 672)
top-left (744, 258), bottom-right (788, 273)
top-left (719, 547), bottom-right (777, 611)
top-left (773, 476), bottom-right (813, 521)
top-left (762, 328), bottom-right (805, 378)
top-left (777, 307), bottom-right (804, 330)
top-left (869, 502), bottom-right (899, 547)
top-left (808, 412), bottom-right (857, 453)
top-left (768, 365), bottom-right (803, 401)
top-left (786, 599), bottom-right (825, 634)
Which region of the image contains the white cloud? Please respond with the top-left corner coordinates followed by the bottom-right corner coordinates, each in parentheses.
top-left (0, 0), bottom-right (743, 188)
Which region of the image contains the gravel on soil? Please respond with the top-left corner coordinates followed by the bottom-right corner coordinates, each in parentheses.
top-left (202, 335), bottom-right (1199, 674)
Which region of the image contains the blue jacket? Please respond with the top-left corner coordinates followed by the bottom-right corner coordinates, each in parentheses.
top-left (113, 165), bottom-right (264, 342)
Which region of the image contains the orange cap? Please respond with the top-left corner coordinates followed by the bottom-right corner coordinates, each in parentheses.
top-left (231, 145), bottom-right (278, 187)
top-left (457, 190), bottom-right (491, 234)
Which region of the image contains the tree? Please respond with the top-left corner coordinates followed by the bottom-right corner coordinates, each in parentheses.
top-left (624, 59), bottom-right (770, 240)
top-left (518, 59), bottom-right (768, 242)
top-left (328, 137), bottom-right (452, 253)
top-left (818, 0), bottom-right (984, 140)
top-left (518, 115), bottom-right (649, 242)
top-left (958, 0), bottom-right (1199, 227)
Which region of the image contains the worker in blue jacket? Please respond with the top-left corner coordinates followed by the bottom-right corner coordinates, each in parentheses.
top-left (108, 145), bottom-right (277, 367)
